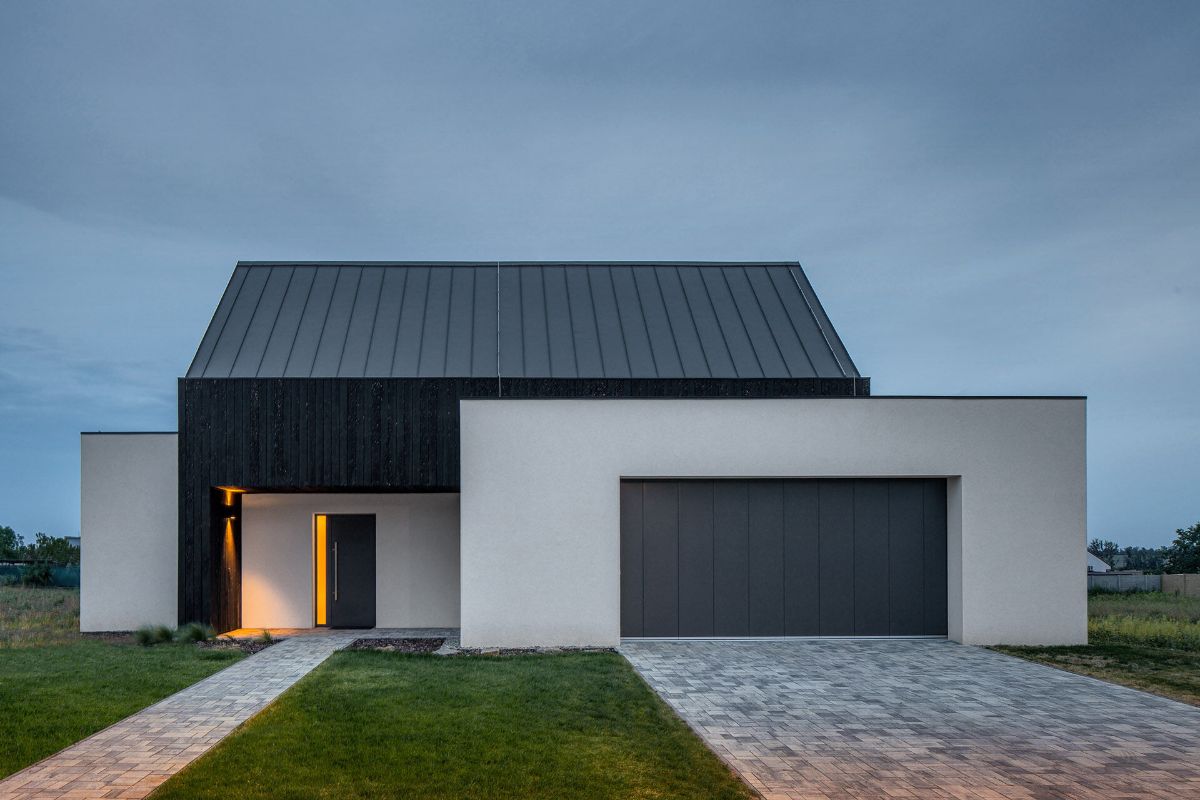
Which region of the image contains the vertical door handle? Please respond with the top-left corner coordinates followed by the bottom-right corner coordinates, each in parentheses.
top-left (333, 541), bottom-right (338, 602)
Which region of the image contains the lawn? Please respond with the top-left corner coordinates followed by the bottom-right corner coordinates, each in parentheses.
top-left (154, 650), bottom-right (753, 800)
top-left (996, 590), bottom-right (1200, 706)
top-left (0, 585), bottom-right (245, 778)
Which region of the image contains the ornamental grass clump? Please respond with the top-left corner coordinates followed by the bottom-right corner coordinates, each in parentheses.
top-left (175, 622), bottom-right (216, 643)
top-left (135, 625), bottom-right (174, 646)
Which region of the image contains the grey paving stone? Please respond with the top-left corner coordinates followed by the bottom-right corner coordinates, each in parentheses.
top-left (620, 639), bottom-right (1200, 800)
top-left (0, 628), bottom-right (455, 800)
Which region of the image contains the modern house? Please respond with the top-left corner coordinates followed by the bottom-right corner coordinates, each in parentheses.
top-left (81, 262), bottom-right (1087, 646)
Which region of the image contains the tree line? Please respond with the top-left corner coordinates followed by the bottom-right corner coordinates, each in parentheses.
top-left (0, 525), bottom-right (80, 565)
top-left (1089, 521), bottom-right (1200, 574)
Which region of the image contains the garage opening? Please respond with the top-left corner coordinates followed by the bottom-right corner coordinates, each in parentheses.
top-left (620, 479), bottom-right (947, 638)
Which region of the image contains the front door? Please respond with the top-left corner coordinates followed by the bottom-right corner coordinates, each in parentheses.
top-left (324, 514), bottom-right (376, 628)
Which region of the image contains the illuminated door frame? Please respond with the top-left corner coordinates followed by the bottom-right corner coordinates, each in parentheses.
top-left (314, 514), bottom-right (328, 626)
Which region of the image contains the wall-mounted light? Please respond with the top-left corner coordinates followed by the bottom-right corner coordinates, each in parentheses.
top-left (216, 486), bottom-right (246, 507)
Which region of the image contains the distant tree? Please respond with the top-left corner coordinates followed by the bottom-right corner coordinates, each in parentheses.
top-left (1120, 545), bottom-right (1169, 574)
top-left (24, 533), bottom-right (80, 566)
top-left (1088, 538), bottom-right (1121, 565)
top-left (1164, 522), bottom-right (1200, 574)
top-left (0, 525), bottom-right (23, 560)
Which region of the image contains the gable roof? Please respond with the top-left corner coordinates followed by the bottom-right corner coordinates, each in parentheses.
top-left (185, 262), bottom-right (861, 380)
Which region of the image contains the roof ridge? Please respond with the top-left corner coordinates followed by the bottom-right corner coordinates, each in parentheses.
top-left (235, 261), bottom-right (804, 268)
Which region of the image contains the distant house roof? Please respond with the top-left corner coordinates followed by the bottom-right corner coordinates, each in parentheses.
top-left (186, 262), bottom-right (862, 381)
top-left (1087, 552), bottom-right (1112, 573)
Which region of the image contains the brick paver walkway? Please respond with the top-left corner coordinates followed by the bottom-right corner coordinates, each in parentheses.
top-left (0, 628), bottom-right (456, 800)
top-left (621, 639), bottom-right (1200, 800)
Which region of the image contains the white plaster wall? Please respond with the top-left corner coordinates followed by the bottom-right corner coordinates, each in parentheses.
top-left (459, 398), bottom-right (1087, 648)
top-left (80, 433), bottom-right (178, 631)
top-left (241, 493), bottom-right (459, 628)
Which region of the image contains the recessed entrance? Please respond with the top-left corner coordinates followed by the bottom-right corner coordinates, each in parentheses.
top-left (314, 513), bottom-right (376, 628)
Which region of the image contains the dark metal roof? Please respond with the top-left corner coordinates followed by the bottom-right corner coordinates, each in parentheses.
top-left (186, 262), bottom-right (861, 380)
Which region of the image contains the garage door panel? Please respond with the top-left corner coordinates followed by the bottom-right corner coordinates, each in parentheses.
top-left (924, 479), bottom-right (949, 636)
top-left (783, 481), bottom-right (820, 635)
top-left (818, 480), bottom-right (856, 635)
top-left (888, 480), bottom-right (925, 635)
top-left (853, 480), bottom-right (891, 635)
top-left (713, 482), bottom-right (750, 636)
top-left (642, 482), bottom-right (679, 636)
top-left (621, 478), bottom-right (947, 638)
top-left (619, 481), bottom-right (644, 637)
top-left (748, 480), bottom-right (785, 636)
top-left (678, 481), bottom-right (715, 636)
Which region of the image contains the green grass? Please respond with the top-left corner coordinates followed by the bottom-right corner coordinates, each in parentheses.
top-left (1086, 590), bottom-right (1200, 650)
top-left (0, 586), bottom-right (245, 778)
top-left (995, 591), bottom-right (1200, 706)
top-left (0, 585), bottom-right (81, 647)
top-left (154, 651), bottom-right (753, 800)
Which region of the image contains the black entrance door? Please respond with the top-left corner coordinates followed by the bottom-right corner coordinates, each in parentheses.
top-left (326, 514), bottom-right (376, 628)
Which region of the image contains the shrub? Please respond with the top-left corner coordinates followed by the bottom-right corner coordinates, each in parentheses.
top-left (135, 624), bottom-right (175, 646)
top-left (20, 562), bottom-right (54, 587)
top-left (175, 622), bottom-right (215, 643)
top-left (258, 629), bottom-right (274, 644)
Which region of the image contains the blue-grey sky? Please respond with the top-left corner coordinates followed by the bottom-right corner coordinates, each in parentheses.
top-left (1, 2), bottom-right (1196, 547)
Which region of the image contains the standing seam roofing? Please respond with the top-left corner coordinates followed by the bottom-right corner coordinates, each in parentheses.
top-left (186, 263), bottom-right (861, 380)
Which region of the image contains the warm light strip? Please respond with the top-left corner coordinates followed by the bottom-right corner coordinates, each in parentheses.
top-left (315, 515), bottom-right (327, 626)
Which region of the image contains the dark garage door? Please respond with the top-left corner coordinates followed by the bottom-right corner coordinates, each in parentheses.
top-left (620, 479), bottom-right (947, 637)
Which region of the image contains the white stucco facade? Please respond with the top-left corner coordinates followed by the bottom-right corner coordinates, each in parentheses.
top-left (80, 433), bottom-right (178, 631)
top-left (459, 397), bottom-right (1087, 648)
top-left (241, 492), bottom-right (460, 629)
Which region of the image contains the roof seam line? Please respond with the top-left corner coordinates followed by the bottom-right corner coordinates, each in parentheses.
top-left (584, 268), bottom-right (607, 376)
top-left (361, 268), bottom-right (386, 378)
top-left (388, 268), bottom-right (411, 376)
top-left (193, 268), bottom-right (244, 377)
top-left (741, 268), bottom-right (792, 378)
top-left (672, 265), bottom-right (712, 378)
top-left (628, 267), bottom-right (659, 377)
top-left (225, 268), bottom-right (271, 377)
top-left (764, 267), bottom-right (818, 377)
top-left (332, 268), bottom-right (364, 378)
top-left (651, 267), bottom-right (686, 377)
top-left (308, 269), bottom-right (340, 378)
top-left (788, 266), bottom-right (847, 378)
top-left (562, 269), bottom-right (580, 378)
top-left (282, 266), bottom-right (319, 376)
top-left (719, 268), bottom-right (764, 377)
top-left (253, 267), bottom-right (295, 378)
top-left (413, 268), bottom-right (433, 377)
top-left (696, 267), bottom-right (738, 378)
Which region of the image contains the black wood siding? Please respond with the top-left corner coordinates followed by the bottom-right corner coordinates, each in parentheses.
top-left (180, 376), bottom-right (869, 629)
top-left (621, 478), bottom-right (948, 637)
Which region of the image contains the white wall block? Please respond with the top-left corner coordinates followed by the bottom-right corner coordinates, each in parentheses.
top-left (459, 398), bottom-right (1087, 648)
top-left (80, 433), bottom-right (178, 631)
top-left (241, 493), bottom-right (459, 629)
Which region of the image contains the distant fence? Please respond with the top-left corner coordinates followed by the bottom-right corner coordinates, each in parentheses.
top-left (1087, 573), bottom-right (1161, 592)
top-left (0, 562), bottom-right (80, 588)
top-left (1163, 574), bottom-right (1200, 598)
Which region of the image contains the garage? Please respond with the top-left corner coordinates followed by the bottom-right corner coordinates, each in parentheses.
top-left (620, 478), bottom-right (947, 637)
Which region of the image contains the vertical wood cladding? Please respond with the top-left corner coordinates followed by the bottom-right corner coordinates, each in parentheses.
top-left (179, 376), bottom-right (869, 629)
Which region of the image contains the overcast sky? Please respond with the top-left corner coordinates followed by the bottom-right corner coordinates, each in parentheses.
top-left (1, 1), bottom-right (1196, 547)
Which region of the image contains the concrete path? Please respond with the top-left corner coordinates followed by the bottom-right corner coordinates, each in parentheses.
top-left (0, 628), bottom-right (455, 800)
top-left (621, 639), bottom-right (1200, 800)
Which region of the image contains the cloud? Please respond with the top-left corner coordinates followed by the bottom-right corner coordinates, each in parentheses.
top-left (0, 1), bottom-right (1197, 544)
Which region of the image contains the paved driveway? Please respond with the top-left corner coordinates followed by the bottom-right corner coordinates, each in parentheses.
top-left (621, 640), bottom-right (1200, 800)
